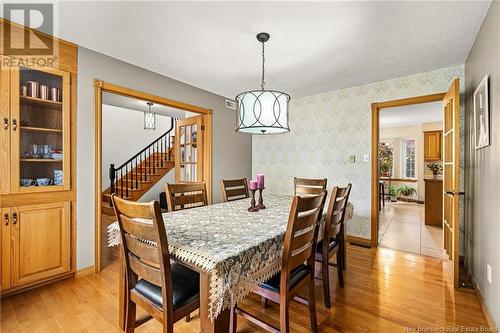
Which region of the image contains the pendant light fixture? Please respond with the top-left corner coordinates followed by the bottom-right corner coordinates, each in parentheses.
top-left (235, 32), bottom-right (290, 134)
top-left (144, 102), bottom-right (156, 130)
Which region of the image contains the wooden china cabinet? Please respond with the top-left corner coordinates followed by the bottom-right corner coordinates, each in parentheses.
top-left (0, 19), bottom-right (77, 295)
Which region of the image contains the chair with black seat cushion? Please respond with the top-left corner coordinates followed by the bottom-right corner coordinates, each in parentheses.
top-left (164, 182), bottom-right (208, 212)
top-left (315, 184), bottom-right (352, 308)
top-left (112, 195), bottom-right (200, 333)
top-left (293, 177), bottom-right (327, 196)
top-left (220, 178), bottom-right (249, 202)
top-left (231, 191), bottom-right (327, 333)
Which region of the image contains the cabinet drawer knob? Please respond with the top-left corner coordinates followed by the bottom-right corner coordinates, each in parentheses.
top-left (3, 118), bottom-right (8, 129)
top-left (12, 119), bottom-right (17, 131)
top-left (12, 212), bottom-right (17, 224)
top-left (3, 213), bottom-right (8, 226)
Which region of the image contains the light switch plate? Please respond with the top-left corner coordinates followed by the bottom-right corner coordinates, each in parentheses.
top-left (487, 264), bottom-right (492, 284)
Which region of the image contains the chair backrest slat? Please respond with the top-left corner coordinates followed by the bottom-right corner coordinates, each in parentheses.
top-left (291, 226), bottom-right (316, 252)
top-left (220, 178), bottom-right (249, 202)
top-left (324, 184), bottom-right (352, 241)
top-left (164, 182), bottom-right (208, 211)
top-left (119, 215), bottom-right (156, 242)
top-left (128, 253), bottom-right (163, 286)
top-left (112, 194), bottom-right (174, 318)
top-left (281, 192), bottom-right (326, 289)
top-left (125, 234), bottom-right (160, 265)
top-left (294, 177), bottom-right (327, 196)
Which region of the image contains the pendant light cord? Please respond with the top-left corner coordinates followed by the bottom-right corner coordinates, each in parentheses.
top-left (261, 41), bottom-right (265, 91)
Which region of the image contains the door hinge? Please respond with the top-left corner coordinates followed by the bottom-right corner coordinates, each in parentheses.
top-left (201, 125), bottom-right (205, 131)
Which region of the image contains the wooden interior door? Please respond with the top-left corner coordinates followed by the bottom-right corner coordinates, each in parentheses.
top-left (1, 208), bottom-right (11, 291)
top-left (175, 115), bottom-right (204, 183)
top-left (442, 79), bottom-right (460, 287)
top-left (1, 56), bottom-right (11, 194)
top-left (11, 202), bottom-right (71, 287)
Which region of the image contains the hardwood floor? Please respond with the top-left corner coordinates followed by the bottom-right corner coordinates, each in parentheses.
top-left (0, 246), bottom-right (488, 333)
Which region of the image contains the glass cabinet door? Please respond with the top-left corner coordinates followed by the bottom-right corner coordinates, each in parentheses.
top-left (10, 66), bottom-right (70, 193)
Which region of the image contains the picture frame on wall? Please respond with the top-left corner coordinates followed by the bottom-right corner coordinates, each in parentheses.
top-left (474, 75), bottom-right (490, 150)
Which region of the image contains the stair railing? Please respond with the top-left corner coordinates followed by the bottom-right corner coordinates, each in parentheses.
top-left (109, 118), bottom-right (176, 203)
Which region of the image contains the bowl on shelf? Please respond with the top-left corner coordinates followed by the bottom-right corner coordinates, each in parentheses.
top-left (36, 178), bottom-right (53, 186)
top-left (20, 178), bottom-right (36, 187)
top-left (51, 152), bottom-right (63, 160)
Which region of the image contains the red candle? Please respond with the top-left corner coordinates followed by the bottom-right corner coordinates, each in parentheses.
top-left (249, 180), bottom-right (259, 190)
top-left (256, 174), bottom-right (265, 188)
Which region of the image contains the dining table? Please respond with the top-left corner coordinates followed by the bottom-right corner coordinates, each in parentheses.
top-left (107, 194), bottom-right (354, 333)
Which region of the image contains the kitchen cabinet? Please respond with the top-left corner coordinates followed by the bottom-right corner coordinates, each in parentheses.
top-left (424, 130), bottom-right (442, 161)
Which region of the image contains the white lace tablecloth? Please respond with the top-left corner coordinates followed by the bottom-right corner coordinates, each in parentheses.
top-left (107, 194), bottom-right (353, 319)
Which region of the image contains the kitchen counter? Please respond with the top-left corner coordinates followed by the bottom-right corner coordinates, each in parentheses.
top-left (424, 179), bottom-right (443, 226)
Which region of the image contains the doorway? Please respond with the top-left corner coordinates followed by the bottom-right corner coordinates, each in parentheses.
top-left (93, 80), bottom-right (212, 272)
top-left (377, 101), bottom-right (444, 258)
top-left (371, 81), bottom-right (463, 288)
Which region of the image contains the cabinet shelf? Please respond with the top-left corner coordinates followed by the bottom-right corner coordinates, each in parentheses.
top-left (20, 158), bottom-right (63, 163)
top-left (20, 126), bottom-right (62, 134)
top-left (20, 96), bottom-right (62, 109)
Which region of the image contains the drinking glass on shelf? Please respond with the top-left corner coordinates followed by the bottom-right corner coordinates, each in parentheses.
top-left (30, 144), bottom-right (41, 158)
top-left (42, 145), bottom-right (52, 159)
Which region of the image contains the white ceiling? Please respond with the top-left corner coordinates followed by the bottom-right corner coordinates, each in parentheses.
top-left (56, 1), bottom-right (490, 98)
top-left (380, 101), bottom-right (442, 128)
top-left (102, 92), bottom-right (186, 119)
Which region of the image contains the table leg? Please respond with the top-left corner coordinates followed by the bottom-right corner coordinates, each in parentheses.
top-left (200, 271), bottom-right (230, 333)
top-left (119, 250), bottom-right (126, 330)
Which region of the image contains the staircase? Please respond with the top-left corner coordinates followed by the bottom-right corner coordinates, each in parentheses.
top-left (102, 119), bottom-right (176, 215)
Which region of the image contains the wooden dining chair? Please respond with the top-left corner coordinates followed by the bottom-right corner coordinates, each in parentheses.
top-left (220, 178), bottom-right (249, 202)
top-left (111, 195), bottom-right (200, 333)
top-left (293, 177), bottom-right (327, 196)
top-left (231, 191), bottom-right (327, 333)
top-left (164, 182), bottom-right (208, 212)
top-left (315, 184), bottom-right (352, 308)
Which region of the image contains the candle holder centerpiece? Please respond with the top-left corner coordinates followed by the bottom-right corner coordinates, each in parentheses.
top-left (256, 174), bottom-right (266, 210)
top-left (248, 179), bottom-right (259, 212)
top-left (257, 187), bottom-right (266, 210)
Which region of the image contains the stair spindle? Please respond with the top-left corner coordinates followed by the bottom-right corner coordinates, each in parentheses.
top-left (125, 164), bottom-right (129, 198)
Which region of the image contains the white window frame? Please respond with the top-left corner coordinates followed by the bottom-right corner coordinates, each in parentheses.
top-left (401, 138), bottom-right (416, 179)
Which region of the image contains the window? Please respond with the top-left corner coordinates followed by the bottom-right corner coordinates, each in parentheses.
top-left (379, 142), bottom-right (394, 177)
top-left (402, 139), bottom-right (416, 178)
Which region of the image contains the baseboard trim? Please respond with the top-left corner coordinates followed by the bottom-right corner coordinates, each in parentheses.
top-left (396, 197), bottom-right (424, 204)
top-left (1, 272), bottom-right (75, 298)
top-left (346, 235), bottom-right (372, 248)
top-left (75, 266), bottom-right (95, 279)
top-left (472, 278), bottom-right (497, 329)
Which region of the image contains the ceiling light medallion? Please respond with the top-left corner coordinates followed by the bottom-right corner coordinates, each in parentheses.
top-left (144, 102), bottom-right (156, 130)
top-left (235, 32), bottom-right (290, 134)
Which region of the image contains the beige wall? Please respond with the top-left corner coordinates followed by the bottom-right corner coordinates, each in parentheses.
top-left (381, 122), bottom-right (442, 202)
top-left (465, 1), bottom-right (499, 326)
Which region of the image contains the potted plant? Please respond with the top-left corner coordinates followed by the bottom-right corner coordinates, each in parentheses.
top-left (379, 143), bottom-right (393, 177)
top-left (380, 162), bottom-right (391, 177)
top-left (397, 185), bottom-right (417, 198)
top-left (388, 185), bottom-right (398, 202)
top-left (427, 163), bottom-right (443, 179)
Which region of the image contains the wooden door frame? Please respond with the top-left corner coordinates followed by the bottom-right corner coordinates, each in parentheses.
top-left (94, 80), bottom-right (212, 272)
top-left (370, 93), bottom-right (445, 247)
